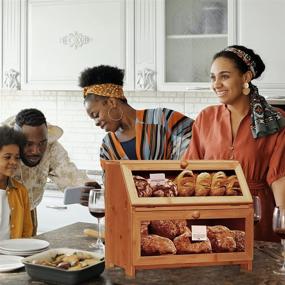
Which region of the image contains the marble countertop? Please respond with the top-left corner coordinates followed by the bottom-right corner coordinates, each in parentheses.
top-left (1, 222), bottom-right (285, 285)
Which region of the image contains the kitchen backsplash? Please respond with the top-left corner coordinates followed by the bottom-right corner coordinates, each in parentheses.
top-left (0, 90), bottom-right (218, 170)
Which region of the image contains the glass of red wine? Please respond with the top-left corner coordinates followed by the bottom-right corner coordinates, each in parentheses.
top-left (253, 196), bottom-right (262, 224)
top-left (88, 188), bottom-right (105, 255)
top-left (272, 206), bottom-right (285, 275)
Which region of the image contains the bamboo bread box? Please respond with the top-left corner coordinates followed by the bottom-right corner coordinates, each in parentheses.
top-left (103, 160), bottom-right (254, 277)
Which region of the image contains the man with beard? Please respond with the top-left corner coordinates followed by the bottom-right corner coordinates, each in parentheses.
top-left (2, 108), bottom-right (99, 235)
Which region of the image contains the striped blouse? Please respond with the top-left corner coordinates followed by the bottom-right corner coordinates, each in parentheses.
top-left (100, 108), bottom-right (194, 161)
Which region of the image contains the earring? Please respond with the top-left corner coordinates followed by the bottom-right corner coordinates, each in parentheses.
top-left (242, 82), bottom-right (250, 96)
top-left (108, 107), bottom-right (123, 122)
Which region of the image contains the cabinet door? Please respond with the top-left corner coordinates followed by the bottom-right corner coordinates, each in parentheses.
top-left (156, 0), bottom-right (236, 91)
top-left (20, 0), bottom-right (134, 90)
top-left (237, 0), bottom-right (285, 97)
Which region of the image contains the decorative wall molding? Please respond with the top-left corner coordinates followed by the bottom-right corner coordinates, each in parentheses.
top-left (135, 0), bottom-right (156, 90)
top-left (136, 68), bottom-right (156, 90)
top-left (59, 31), bottom-right (92, 49)
top-left (3, 69), bottom-right (20, 89)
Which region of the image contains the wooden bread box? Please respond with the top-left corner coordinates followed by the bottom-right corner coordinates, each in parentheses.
top-left (103, 160), bottom-right (254, 277)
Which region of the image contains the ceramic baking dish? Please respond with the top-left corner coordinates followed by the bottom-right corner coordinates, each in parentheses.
top-left (22, 248), bottom-right (105, 285)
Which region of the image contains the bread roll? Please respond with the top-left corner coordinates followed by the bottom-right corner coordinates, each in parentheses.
top-left (141, 234), bottom-right (177, 255)
top-left (226, 175), bottom-right (242, 196)
top-left (209, 171), bottom-right (227, 196)
top-left (141, 221), bottom-right (150, 236)
top-left (150, 220), bottom-right (189, 240)
top-left (150, 179), bottom-right (178, 197)
top-left (232, 230), bottom-right (245, 252)
top-left (133, 176), bottom-right (153, 197)
top-left (175, 170), bottom-right (196, 196)
top-left (195, 172), bottom-right (211, 196)
top-left (207, 225), bottom-right (236, 252)
top-left (174, 231), bottom-right (212, 254)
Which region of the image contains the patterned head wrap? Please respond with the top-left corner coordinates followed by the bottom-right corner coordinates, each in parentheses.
top-left (249, 84), bottom-right (285, 138)
top-left (83, 83), bottom-right (126, 101)
top-left (224, 47), bottom-right (257, 78)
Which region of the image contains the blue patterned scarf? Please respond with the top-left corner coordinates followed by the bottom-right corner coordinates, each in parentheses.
top-left (250, 84), bottom-right (285, 138)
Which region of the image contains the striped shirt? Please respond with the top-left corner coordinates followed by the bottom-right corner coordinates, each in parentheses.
top-left (100, 108), bottom-right (193, 161)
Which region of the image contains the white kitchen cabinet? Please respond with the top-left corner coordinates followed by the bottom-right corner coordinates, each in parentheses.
top-left (236, 0), bottom-right (285, 97)
top-left (1, 0), bottom-right (134, 91)
top-left (156, 0), bottom-right (236, 91)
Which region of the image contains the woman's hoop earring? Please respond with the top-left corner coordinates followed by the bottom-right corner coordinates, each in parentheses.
top-left (108, 107), bottom-right (123, 122)
top-left (242, 82), bottom-right (250, 96)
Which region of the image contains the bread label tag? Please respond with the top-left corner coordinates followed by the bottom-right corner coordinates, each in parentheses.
top-left (191, 225), bottom-right (207, 241)
top-left (149, 173), bottom-right (166, 182)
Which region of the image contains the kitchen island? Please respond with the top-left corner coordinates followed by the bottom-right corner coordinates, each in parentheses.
top-left (0, 222), bottom-right (284, 285)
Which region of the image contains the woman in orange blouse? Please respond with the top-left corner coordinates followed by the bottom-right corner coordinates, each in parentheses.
top-left (184, 45), bottom-right (285, 242)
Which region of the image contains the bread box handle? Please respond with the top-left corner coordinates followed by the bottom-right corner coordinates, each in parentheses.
top-left (192, 211), bottom-right (200, 219)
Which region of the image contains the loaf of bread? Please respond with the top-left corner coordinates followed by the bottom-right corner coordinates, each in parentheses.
top-left (141, 234), bottom-right (177, 255)
top-left (232, 230), bottom-right (245, 252)
top-left (207, 225), bottom-right (236, 252)
top-left (150, 179), bottom-right (178, 197)
top-left (195, 172), bottom-right (211, 196)
top-left (133, 176), bottom-right (153, 197)
top-left (174, 231), bottom-right (212, 254)
top-left (141, 221), bottom-right (150, 236)
top-left (175, 170), bottom-right (196, 197)
top-left (209, 171), bottom-right (227, 196)
top-left (150, 220), bottom-right (189, 240)
top-left (225, 175), bottom-right (242, 196)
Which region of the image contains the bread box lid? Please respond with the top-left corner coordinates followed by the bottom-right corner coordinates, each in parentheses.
top-left (103, 160), bottom-right (252, 206)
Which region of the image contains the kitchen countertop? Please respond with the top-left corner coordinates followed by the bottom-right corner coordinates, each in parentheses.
top-left (1, 222), bottom-right (285, 285)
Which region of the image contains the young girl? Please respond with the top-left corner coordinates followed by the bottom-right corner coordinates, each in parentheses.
top-left (0, 126), bottom-right (33, 239)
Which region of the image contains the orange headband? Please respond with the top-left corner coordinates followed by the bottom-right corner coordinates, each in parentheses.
top-left (83, 83), bottom-right (126, 100)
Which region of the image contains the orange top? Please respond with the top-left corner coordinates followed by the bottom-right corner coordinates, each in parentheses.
top-left (6, 178), bottom-right (33, 239)
top-left (184, 104), bottom-right (285, 241)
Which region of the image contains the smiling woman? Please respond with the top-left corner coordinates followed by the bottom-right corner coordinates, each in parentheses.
top-left (79, 65), bottom-right (194, 162)
top-left (184, 45), bottom-right (285, 242)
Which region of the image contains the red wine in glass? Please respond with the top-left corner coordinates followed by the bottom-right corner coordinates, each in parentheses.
top-left (272, 206), bottom-right (285, 275)
top-left (88, 188), bottom-right (105, 255)
top-left (89, 209), bottom-right (105, 219)
top-left (253, 196), bottom-right (262, 224)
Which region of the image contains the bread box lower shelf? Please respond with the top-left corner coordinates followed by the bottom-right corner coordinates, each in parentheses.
top-left (103, 160), bottom-right (254, 277)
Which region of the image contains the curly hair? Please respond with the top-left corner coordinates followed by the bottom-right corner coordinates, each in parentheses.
top-left (0, 126), bottom-right (26, 150)
top-left (78, 65), bottom-right (124, 88)
top-left (15, 108), bottom-right (47, 127)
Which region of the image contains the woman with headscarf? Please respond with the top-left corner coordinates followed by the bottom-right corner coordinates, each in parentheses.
top-left (79, 65), bottom-right (194, 162)
top-left (184, 45), bottom-right (285, 242)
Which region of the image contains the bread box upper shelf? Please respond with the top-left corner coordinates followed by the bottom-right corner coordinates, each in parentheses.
top-left (120, 160), bottom-right (252, 206)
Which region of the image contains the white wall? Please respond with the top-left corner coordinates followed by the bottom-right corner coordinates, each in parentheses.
top-left (0, 90), bottom-right (219, 170)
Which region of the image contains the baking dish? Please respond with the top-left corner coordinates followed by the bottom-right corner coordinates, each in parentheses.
top-left (22, 248), bottom-right (104, 285)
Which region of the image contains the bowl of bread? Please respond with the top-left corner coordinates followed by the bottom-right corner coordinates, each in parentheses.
top-left (22, 248), bottom-right (104, 285)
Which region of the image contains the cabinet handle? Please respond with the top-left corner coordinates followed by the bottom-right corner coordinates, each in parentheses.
top-left (192, 211), bottom-right (200, 219)
top-left (46, 205), bottom-right (68, 210)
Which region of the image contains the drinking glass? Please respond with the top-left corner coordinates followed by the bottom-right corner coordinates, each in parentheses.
top-left (253, 195), bottom-right (262, 224)
top-left (88, 188), bottom-right (105, 255)
top-left (272, 206), bottom-right (285, 275)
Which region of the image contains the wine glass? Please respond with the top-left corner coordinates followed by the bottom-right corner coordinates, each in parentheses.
top-left (253, 195), bottom-right (262, 224)
top-left (272, 206), bottom-right (285, 275)
top-left (88, 188), bottom-right (105, 255)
